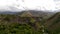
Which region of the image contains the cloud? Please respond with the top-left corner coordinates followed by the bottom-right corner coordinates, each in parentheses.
top-left (0, 0), bottom-right (60, 11)
top-left (17, 0), bottom-right (57, 10)
top-left (54, 1), bottom-right (60, 10)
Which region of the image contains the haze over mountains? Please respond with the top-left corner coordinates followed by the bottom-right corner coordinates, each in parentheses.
top-left (0, 10), bottom-right (55, 16)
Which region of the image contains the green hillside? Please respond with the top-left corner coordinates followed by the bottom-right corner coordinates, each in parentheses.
top-left (0, 11), bottom-right (56, 34)
top-left (0, 14), bottom-right (44, 34)
top-left (44, 12), bottom-right (60, 34)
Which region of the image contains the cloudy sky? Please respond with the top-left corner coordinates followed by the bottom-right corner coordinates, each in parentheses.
top-left (0, 0), bottom-right (60, 11)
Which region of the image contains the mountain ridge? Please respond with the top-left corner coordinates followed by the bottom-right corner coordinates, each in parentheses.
top-left (44, 12), bottom-right (60, 34)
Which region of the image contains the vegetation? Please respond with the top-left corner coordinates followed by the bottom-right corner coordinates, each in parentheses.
top-left (0, 11), bottom-right (59, 34)
top-left (0, 14), bottom-right (44, 34)
top-left (44, 12), bottom-right (60, 34)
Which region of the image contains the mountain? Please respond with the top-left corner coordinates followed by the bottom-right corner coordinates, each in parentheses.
top-left (17, 10), bottom-right (55, 19)
top-left (0, 10), bottom-right (57, 34)
top-left (44, 12), bottom-right (60, 34)
top-left (0, 11), bottom-right (18, 14)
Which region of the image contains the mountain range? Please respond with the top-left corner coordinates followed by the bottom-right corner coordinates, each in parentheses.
top-left (0, 10), bottom-right (59, 34)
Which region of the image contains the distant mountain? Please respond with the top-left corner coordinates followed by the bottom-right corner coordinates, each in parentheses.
top-left (0, 10), bottom-right (55, 20)
top-left (17, 10), bottom-right (55, 20)
top-left (0, 11), bottom-right (19, 14)
top-left (44, 12), bottom-right (60, 34)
